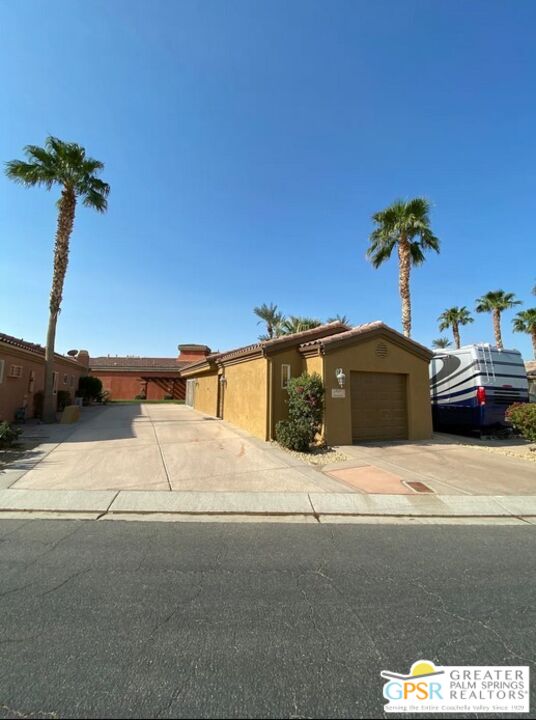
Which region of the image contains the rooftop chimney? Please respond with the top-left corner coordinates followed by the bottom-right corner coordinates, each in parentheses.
top-left (177, 344), bottom-right (211, 363)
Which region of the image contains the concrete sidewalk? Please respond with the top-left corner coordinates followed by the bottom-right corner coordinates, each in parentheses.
top-left (1, 488), bottom-right (535, 524)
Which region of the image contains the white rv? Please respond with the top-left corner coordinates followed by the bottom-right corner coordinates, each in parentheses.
top-left (430, 344), bottom-right (529, 432)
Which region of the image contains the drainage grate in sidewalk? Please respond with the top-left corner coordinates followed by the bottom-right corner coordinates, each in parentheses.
top-left (405, 481), bottom-right (434, 493)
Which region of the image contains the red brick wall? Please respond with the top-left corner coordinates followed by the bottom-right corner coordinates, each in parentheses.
top-left (0, 347), bottom-right (86, 422)
top-left (92, 371), bottom-right (185, 401)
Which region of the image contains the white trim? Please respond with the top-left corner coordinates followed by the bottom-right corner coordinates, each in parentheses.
top-left (281, 364), bottom-right (291, 390)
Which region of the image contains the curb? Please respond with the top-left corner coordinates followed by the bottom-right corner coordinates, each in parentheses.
top-left (0, 490), bottom-right (535, 522)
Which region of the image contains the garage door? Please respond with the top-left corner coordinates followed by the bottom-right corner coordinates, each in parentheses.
top-left (351, 371), bottom-right (408, 442)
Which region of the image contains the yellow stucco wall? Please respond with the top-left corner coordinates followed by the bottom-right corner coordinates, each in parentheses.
top-left (322, 336), bottom-right (432, 445)
top-left (193, 371), bottom-right (219, 416)
top-left (222, 357), bottom-right (268, 439)
top-left (304, 353), bottom-right (323, 378)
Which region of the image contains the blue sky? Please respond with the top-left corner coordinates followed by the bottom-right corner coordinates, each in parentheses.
top-left (0, 0), bottom-right (534, 359)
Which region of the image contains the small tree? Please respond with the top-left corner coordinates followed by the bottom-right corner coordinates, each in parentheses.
top-left (77, 376), bottom-right (103, 403)
top-left (275, 372), bottom-right (324, 451)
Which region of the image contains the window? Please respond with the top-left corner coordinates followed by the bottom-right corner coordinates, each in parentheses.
top-left (63, 374), bottom-right (69, 385)
top-left (8, 364), bottom-right (23, 378)
top-left (28, 370), bottom-right (35, 393)
top-left (281, 364), bottom-right (291, 390)
top-left (0, 359), bottom-right (4, 384)
top-left (53, 371), bottom-right (59, 394)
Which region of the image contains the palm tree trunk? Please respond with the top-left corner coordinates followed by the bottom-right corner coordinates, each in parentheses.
top-left (398, 238), bottom-right (411, 337)
top-left (453, 322), bottom-right (461, 349)
top-left (492, 309), bottom-right (503, 350)
top-left (532, 330), bottom-right (536, 359)
top-left (43, 188), bottom-right (76, 422)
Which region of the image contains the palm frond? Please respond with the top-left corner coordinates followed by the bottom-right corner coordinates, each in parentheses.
top-left (476, 290), bottom-right (522, 313)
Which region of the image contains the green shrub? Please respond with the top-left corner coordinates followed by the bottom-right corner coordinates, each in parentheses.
top-left (0, 421), bottom-right (22, 448)
top-left (506, 402), bottom-right (536, 443)
top-left (276, 372), bottom-right (325, 452)
top-left (57, 390), bottom-right (72, 411)
top-left (77, 376), bottom-right (103, 403)
top-left (275, 419), bottom-right (312, 452)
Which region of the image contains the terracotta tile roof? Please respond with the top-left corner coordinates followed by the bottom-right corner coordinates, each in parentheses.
top-left (0, 332), bottom-right (79, 363)
top-left (0, 332), bottom-right (47, 356)
top-left (299, 321), bottom-right (433, 357)
top-left (217, 321), bottom-right (349, 362)
top-left (90, 356), bottom-right (188, 372)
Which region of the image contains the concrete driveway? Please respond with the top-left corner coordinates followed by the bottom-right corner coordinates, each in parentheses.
top-left (11, 403), bottom-right (344, 493)
top-left (327, 435), bottom-right (536, 495)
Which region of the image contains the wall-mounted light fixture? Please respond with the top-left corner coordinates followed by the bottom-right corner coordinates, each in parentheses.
top-left (335, 368), bottom-right (346, 388)
top-left (219, 375), bottom-right (227, 386)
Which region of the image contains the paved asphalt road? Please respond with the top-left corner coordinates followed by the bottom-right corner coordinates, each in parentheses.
top-left (0, 519), bottom-right (535, 719)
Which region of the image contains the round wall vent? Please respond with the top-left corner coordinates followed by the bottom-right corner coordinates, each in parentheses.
top-left (376, 341), bottom-right (388, 358)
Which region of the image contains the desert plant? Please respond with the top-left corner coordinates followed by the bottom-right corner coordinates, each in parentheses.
top-left (506, 403), bottom-right (536, 443)
top-left (475, 290), bottom-right (522, 350)
top-left (512, 308), bottom-right (536, 359)
top-left (367, 198), bottom-right (440, 337)
top-left (254, 302), bottom-right (285, 340)
top-left (326, 314), bottom-right (351, 325)
top-left (0, 422), bottom-right (22, 448)
top-left (5, 137), bottom-right (109, 422)
top-left (77, 376), bottom-right (103, 403)
top-left (438, 306), bottom-right (474, 349)
top-left (432, 337), bottom-right (452, 349)
top-left (280, 316), bottom-right (322, 335)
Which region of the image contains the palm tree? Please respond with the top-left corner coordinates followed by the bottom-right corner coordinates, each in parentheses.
top-left (280, 316), bottom-right (322, 335)
top-left (5, 137), bottom-right (109, 422)
top-left (327, 314), bottom-right (351, 325)
top-left (437, 306), bottom-right (473, 349)
top-left (254, 302), bottom-right (285, 340)
top-left (432, 337), bottom-right (452, 349)
top-left (512, 308), bottom-right (536, 358)
top-left (367, 198), bottom-right (440, 338)
top-left (475, 290), bottom-right (522, 351)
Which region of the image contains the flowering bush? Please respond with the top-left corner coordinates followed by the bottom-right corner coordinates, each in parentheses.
top-left (275, 372), bottom-right (324, 452)
top-left (506, 402), bottom-right (536, 443)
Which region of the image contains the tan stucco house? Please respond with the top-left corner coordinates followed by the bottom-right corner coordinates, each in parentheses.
top-left (180, 321), bottom-right (433, 445)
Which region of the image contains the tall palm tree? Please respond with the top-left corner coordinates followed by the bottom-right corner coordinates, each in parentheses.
top-left (437, 306), bottom-right (473, 349)
top-left (367, 198), bottom-right (440, 338)
top-left (280, 316), bottom-right (321, 335)
top-left (512, 308), bottom-right (536, 358)
top-left (432, 337), bottom-right (452, 349)
top-left (5, 137), bottom-right (109, 422)
top-left (327, 314), bottom-right (351, 325)
top-left (475, 290), bottom-right (522, 351)
top-left (253, 302), bottom-right (285, 340)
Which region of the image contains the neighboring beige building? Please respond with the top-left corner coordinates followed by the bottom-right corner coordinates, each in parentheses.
top-left (181, 321), bottom-right (433, 445)
top-left (0, 332), bottom-right (89, 422)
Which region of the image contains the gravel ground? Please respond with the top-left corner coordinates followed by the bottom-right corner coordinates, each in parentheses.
top-left (271, 442), bottom-right (350, 466)
top-left (461, 440), bottom-right (536, 463)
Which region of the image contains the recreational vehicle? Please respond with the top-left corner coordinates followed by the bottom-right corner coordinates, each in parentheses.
top-left (430, 344), bottom-right (529, 433)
